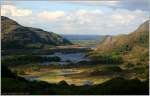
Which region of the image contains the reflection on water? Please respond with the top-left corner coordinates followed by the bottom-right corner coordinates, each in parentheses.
top-left (45, 52), bottom-right (89, 62)
top-left (40, 62), bottom-right (68, 66)
top-left (40, 52), bottom-right (90, 66)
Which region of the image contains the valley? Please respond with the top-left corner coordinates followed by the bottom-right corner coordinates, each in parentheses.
top-left (1, 16), bottom-right (149, 95)
top-left (5, 35), bottom-right (110, 85)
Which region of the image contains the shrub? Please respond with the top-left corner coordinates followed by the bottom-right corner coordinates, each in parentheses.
top-left (2, 55), bottom-right (61, 66)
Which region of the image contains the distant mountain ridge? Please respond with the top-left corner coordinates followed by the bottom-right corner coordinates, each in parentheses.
top-left (1, 16), bottom-right (71, 49)
top-left (62, 34), bottom-right (105, 41)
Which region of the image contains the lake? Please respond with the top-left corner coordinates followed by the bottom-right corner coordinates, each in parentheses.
top-left (39, 52), bottom-right (90, 65)
top-left (16, 35), bottom-right (108, 85)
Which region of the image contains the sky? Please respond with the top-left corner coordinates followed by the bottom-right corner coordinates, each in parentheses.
top-left (1, 0), bottom-right (149, 35)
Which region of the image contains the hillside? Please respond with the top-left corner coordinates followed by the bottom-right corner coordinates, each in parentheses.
top-left (1, 16), bottom-right (72, 49)
top-left (95, 20), bottom-right (149, 54)
top-left (94, 20), bottom-right (149, 64)
top-left (89, 20), bottom-right (149, 80)
top-left (1, 65), bottom-right (148, 95)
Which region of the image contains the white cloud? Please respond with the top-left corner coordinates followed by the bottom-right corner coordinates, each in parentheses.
top-left (1, 5), bottom-right (32, 16)
top-left (37, 11), bottom-right (65, 20)
top-left (48, 9), bottom-right (148, 35)
top-left (1, 5), bottom-right (148, 35)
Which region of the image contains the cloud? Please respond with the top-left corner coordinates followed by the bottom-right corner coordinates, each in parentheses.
top-left (65, 1), bottom-right (120, 6)
top-left (1, 3), bottom-right (148, 35)
top-left (118, 0), bottom-right (148, 11)
top-left (1, 5), bottom-right (32, 16)
top-left (65, 0), bottom-right (148, 11)
top-left (34, 9), bottom-right (148, 35)
top-left (37, 11), bottom-right (65, 20)
top-left (98, 1), bottom-right (119, 6)
top-left (0, 1), bottom-right (16, 5)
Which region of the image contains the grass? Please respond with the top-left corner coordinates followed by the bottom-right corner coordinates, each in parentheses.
top-left (10, 64), bottom-right (122, 86)
top-left (9, 59), bottom-right (148, 86)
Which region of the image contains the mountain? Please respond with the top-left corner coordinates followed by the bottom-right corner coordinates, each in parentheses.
top-left (1, 16), bottom-right (71, 49)
top-left (95, 20), bottom-right (149, 64)
top-left (62, 34), bottom-right (104, 41)
top-left (96, 20), bottom-right (149, 54)
top-left (90, 20), bottom-right (149, 80)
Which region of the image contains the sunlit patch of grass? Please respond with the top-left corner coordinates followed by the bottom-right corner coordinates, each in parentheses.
top-left (10, 63), bottom-right (126, 85)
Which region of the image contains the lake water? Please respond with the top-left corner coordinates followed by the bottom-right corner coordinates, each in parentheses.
top-left (21, 35), bottom-right (106, 85)
top-left (50, 52), bottom-right (89, 62)
top-left (40, 52), bottom-right (90, 65)
top-left (19, 51), bottom-right (113, 86)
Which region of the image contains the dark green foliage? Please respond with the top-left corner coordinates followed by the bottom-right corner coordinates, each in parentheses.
top-left (106, 66), bottom-right (122, 72)
top-left (90, 78), bottom-right (149, 95)
top-left (2, 41), bottom-right (25, 49)
top-left (1, 66), bottom-right (149, 95)
top-left (115, 44), bottom-right (132, 53)
top-left (32, 65), bottom-right (40, 71)
top-left (90, 53), bottom-right (123, 64)
top-left (1, 65), bottom-right (16, 78)
top-left (1, 78), bottom-right (30, 95)
top-left (76, 61), bottom-right (91, 65)
top-left (1, 65), bottom-right (28, 82)
top-left (2, 55), bottom-right (61, 66)
top-left (58, 80), bottom-right (69, 87)
top-left (90, 66), bottom-right (123, 76)
top-left (2, 77), bottom-right (148, 95)
top-left (124, 62), bottom-right (135, 68)
top-left (92, 20), bottom-right (149, 66)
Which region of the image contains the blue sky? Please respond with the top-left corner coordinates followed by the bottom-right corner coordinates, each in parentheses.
top-left (15, 1), bottom-right (112, 14)
top-left (1, 0), bottom-right (149, 35)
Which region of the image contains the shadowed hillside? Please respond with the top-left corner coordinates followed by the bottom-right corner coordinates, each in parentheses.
top-left (1, 66), bottom-right (149, 95)
top-left (1, 16), bottom-right (72, 49)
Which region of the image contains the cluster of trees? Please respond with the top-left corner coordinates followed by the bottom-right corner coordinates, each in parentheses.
top-left (2, 40), bottom-right (46, 50)
top-left (1, 66), bottom-right (149, 95)
top-left (90, 66), bottom-right (123, 76)
top-left (115, 44), bottom-right (132, 54)
top-left (2, 55), bottom-right (61, 66)
top-left (89, 52), bottom-right (123, 64)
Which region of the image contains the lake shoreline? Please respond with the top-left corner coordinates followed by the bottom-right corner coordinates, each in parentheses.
top-left (2, 45), bottom-right (92, 55)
